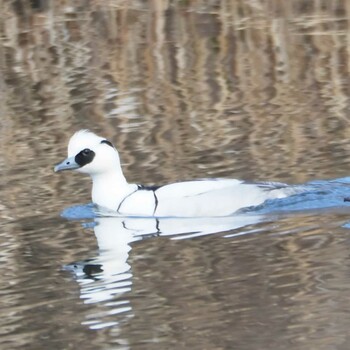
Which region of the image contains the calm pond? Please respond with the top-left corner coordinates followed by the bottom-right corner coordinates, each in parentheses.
top-left (1, 1), bottom-right (350, 349)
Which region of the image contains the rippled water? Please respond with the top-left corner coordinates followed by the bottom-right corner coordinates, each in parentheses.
top-left (2, 0), bottom-right (350, 349)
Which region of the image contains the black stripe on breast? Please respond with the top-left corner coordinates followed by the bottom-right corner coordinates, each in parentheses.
top-left (153, 191), bottom-right (159, 216)
top-left (119, 186), bottom-right (160, 215)
top-left (137, 185), bottom-right (160, 215)
top-left (117, 188), bottom-right (138, 213)
top-left (137, 184), bottom-right (163, 191)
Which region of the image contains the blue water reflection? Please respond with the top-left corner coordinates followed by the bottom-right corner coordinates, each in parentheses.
top-left (247, 177), bottom-right (350, 214)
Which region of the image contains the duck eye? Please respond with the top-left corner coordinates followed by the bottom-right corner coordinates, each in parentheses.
top-left (75, 148), bottom-right (95, 167)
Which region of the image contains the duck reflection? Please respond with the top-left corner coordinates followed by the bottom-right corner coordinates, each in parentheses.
top-left (65, 214), bottom-right (262, 329)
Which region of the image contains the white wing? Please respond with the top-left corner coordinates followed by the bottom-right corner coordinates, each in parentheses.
top-left (155, 179), bottom-right (243, 197)
top-left (154, 179), bottom-right (296, 217)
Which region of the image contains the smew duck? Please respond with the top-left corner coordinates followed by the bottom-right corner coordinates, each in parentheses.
top-left (54, 130), bottom-right (301, 217)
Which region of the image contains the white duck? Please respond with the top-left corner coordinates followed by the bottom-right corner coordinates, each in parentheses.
top-left (54, 130), bottom-right (301, 217)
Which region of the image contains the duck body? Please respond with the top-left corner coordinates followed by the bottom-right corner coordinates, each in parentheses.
top-left (55, 130), bottom-right (301, 217)
top-left (94, 179), bottom-right (297, 217)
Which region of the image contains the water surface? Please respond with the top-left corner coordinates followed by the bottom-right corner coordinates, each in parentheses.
top-left (1, 1), bottom-right (350, 349)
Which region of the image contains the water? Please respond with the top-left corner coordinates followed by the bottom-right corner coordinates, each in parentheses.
top-left (1, 0), bottom-right (350, 349)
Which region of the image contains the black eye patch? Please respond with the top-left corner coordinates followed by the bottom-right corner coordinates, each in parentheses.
top-left (101, 140), bottom-right (114, 148)
top-left (75, 148), bottom-right (95, 167)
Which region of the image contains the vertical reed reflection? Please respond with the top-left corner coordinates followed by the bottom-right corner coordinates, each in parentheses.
top-left (1, 1), bottom-right (349, 193)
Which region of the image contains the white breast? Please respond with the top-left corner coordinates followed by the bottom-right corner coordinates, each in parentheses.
top-left (119, 190), bottom-right (156, 216)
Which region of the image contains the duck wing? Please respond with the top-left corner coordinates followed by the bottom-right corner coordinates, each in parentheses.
top-left (153, 179), bottom-right (300, 217)
top-left (155, 179), bottom-right (243, 198)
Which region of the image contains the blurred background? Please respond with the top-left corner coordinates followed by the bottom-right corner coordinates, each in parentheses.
top-left (2, 1), bottom-right (350, 349)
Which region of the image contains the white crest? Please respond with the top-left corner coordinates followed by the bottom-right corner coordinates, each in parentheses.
top-left (68, 130), bottom-right (104, 157)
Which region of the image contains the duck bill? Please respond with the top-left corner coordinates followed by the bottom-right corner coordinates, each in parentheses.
top-left (54, 157), bottom-right (80, 172)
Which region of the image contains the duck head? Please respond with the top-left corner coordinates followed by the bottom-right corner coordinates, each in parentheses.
top-left (54, 130), bottom-right (122, 177)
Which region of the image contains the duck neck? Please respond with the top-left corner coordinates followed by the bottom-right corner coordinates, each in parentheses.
top-left (91, 170), bottom-right (135, 210)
